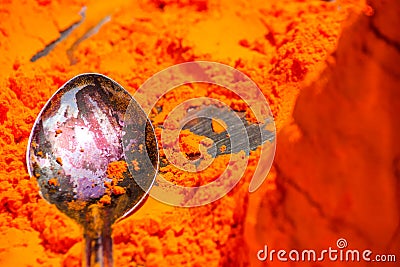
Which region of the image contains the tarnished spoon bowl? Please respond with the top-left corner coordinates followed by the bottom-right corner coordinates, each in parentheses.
top-left (26, 73), bottom-right (158, 267)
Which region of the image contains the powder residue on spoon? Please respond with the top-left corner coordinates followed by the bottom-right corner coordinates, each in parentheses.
top-left (112, 186), bottom-right (126, 196)
top-left (106, 161), bottom-right (127, 180)
top-left (99, 195), bottom-right (111, 205)
top-left (131, 159), bottom-right (140, 171)
top-left (55, 157), bottom-right (63, 166)
top-left (100, 160), bottom-right (130, 203)
top-left (220, 145), bottom-right (227, 153)
top-left (48, 178), bottom-right (59, 186)
top-left (55, 129), bottom-right (62, 137)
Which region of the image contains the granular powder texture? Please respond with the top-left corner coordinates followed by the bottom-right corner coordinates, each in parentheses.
top-left (0, 0), bottom-right (367, 266)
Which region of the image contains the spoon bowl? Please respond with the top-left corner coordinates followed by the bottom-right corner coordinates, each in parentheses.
top-left (26, 73), bottom-right (158, 267)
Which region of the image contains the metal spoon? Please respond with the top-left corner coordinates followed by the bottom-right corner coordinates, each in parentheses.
top-left (26, 73), bottom-right (158, 267)
top-left (181, 105), bottom-right (275, 156)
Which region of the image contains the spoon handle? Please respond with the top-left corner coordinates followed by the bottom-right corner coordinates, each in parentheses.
top-left (182, 107), bottom-right (275, 155)
top-left (83, 206), bottom-right (113, 267)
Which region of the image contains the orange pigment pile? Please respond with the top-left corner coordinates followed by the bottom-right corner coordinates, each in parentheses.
top-left (0, 0), bottom-right (368, 266)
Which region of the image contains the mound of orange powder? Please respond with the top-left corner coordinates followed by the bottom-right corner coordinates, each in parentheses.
top-left (0, 0), bottom-right (367, 266)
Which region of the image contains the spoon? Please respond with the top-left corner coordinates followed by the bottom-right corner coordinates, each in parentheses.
top-left (26, 73), bottom-right (158, 267)
top-left (181, 105), bottom-right (275, 156)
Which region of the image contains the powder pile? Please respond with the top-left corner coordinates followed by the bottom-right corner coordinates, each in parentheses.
top-left (257, 1), bottom-right (399, 266)
top-left (0, 0), bottom-right (366, 266)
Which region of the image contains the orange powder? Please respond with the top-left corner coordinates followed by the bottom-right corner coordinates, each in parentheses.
top-left (100, 160), bottom-right (130, 204)
top-left (179, 129), bottom-right (204, 159)
top-left (106, 160), bottom-right (127, 180)
top-left (211, 119), bottom-right (227, 134)
top-left (56, 157), bottom-right (63, 166)
top-left (48, 178), bottom-right (59, 186)
top-left (99, 195), bottom-right (112, 205)
top-left (55, 129), bottom-right (62, 137)
top-left (131, 160), bottom-right (140, 171)
top-left (0, 0), bottom-right (366, 266)
top-left (112, 186), bottom-right (126, 196)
